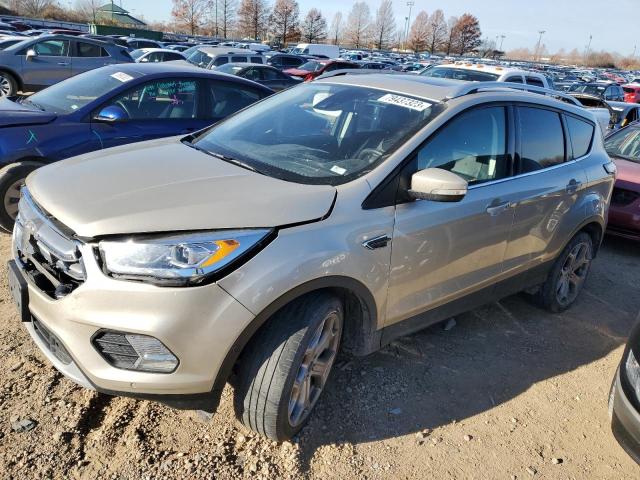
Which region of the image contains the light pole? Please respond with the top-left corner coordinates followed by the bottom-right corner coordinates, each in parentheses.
top-left (585, 34), bottom-right (592, 60)
top-left (500, 35), bottom-right (506, 51)
top-left (535, 30), bottom-right (546, 62)
top-left (405, 2), bottom-right (414, 50)
top-left (403, 16), bottom-right (408, 51)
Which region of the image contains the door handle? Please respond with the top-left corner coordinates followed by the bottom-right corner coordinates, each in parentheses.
top-left (565, 179), bottom-right (582, 194)
top-left (486, 200), bottom-right (511, 216)
top-left (57, 62), bottom-right (69, 66)
top-left (362, 234), bottom-right (391, 250)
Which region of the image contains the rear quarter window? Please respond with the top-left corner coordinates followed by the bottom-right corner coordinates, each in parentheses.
top-left (566, 115), bottom-right (594, 159)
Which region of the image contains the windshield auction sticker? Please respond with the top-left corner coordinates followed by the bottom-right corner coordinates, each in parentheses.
top-left (110, 72), bottom-right (134, 82)
top-left (378, 93), bottom-right (431, 112)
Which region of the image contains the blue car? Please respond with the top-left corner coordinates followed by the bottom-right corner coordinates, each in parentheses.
top-left (0, 62), bottom-right (273, 231)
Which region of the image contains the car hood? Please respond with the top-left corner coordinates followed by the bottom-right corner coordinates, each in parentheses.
top-left (0, 98), bottom-right (57, 127)
top-left (27, 137), bottom-right (337, 238)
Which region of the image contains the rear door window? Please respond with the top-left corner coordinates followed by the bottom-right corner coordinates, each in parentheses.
top-left (76, 42), bottom-right (108, 57)
top-left (251, 56), bottom-right (263, 63)
top-left (231, 56), bottom-right (248, 63)
top-left (505, 76), bottom-right (523, 83)
top-left (213, 56), bottom-right (228, 66)
top-left (518, 106), bottom-right (565, 172)
top-left (206, 80), bottom-right (268, 119)
top-left (565, 115), bottom-right (594, 159)
top-left (525, 76), bottom-right (545, 88)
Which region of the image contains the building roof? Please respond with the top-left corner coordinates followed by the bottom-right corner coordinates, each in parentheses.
top-left (96, 2), bottom-right (146, 26)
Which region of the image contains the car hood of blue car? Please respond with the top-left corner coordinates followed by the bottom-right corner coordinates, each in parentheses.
top-left (0, 98), bottom-right (57, 127)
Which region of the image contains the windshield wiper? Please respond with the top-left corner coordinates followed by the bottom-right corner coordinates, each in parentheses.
top-left (21, 98), bottom-right (45, 111)
top-left (181, 139), bottom-right (260, 173)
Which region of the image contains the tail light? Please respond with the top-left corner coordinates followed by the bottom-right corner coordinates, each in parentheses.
top-left (304, 74), bottom-right (314, 82)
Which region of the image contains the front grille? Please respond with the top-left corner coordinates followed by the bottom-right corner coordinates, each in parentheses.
top-left (13, 189), bottom-right (85, 299)
top-left (32, 317), bottom-right (72, 365)
top-left (93, 331), bottom-right (139, 370)
top-left (611, 187), bottom-right (640, 207)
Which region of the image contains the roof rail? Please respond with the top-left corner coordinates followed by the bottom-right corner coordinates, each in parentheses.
top-left (447, 81), bottom-right (581, 106)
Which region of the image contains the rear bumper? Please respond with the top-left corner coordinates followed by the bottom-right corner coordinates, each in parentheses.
top-left (611, 368), bottom-right (640, 464)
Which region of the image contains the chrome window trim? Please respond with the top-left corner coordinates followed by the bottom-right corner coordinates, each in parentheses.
top-left (467, 157), bottom-right (585, 191)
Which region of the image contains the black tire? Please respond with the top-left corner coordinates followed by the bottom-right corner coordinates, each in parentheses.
top-left (0, 161), bottom-right (42, 233)
top-left (534, 232), bottom-right (593, 313)
top-left (233, 292), bottom-right (343, 441)
top-left (0, 71), bottom-right (17, 97)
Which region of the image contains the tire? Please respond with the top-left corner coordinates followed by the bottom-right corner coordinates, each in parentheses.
top-left (0, 161), bottom-right (42, 233)
top-left (0, 71), bottom-right (17, 97)
top-left (233, 292), bottom-right (344, 441)
top-left (534, 232), bottom-right (593, 313)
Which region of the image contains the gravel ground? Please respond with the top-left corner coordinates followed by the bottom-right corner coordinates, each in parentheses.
top-left (0, 233), bottom-right (639, 479)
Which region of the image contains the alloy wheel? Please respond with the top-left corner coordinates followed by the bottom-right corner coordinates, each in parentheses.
top-left (3, 178), bottom-right (23, 219)
top-left (0, 75), bottom-right (12, 97)
top-left (556, 241), bottom-right (591, 307)
top-left (288, 309), bottom-right (342, 427)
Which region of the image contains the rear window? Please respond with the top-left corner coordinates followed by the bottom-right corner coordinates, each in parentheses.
top-left (566, 115), bottom-right (594, 159)
top-left (518, 107), bottom-right (565, 172)
top-left (251, 56), bottom-right (263, 63)
top-left (231, 56), bottom-right (247, 63)
top-left (624, 87), bottom-right (636, 94)
top-left (421, 66), bottom-right (499, 82)
top-left (525, 76), bottom-right (544, 88)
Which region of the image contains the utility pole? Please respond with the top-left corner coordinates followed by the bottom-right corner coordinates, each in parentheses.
top-left (585, 34), bottom-right (592, 60)
top-left (405, 2), bottom-right (414, 50)
top-left (535, 30), bottom-right (545, 62)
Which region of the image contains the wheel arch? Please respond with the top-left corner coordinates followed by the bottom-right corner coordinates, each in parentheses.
top-left (0, 67), bottom-right (23, 91)
top-left (574, 217), bottom-right (605, 257)
top-left (210, 276), bottom-right (380, 402)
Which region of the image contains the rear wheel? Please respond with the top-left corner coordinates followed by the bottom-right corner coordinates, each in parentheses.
top-left (535, 232), bottom-right (593, 312)
top-left (0, 72), bottom-right (17, 97)
top-left (0, 161), bottom-right (42, 233)
top-left (233, 293), bottom-right (343, 440)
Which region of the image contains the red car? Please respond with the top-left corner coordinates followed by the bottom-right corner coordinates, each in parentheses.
top-left (623, 84), bottom-right (640, 103)
top-left (604, 125), bottom-right (640, 239)
top-left (283, 59), bottom-right (359, 81)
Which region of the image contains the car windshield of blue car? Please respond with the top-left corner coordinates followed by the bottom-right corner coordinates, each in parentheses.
top-left (190, 83), bottom-right (444, 186)
top-left (22, 68), bottom-right (144, 114)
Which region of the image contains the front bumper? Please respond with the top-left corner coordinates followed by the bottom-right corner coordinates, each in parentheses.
top-left (14, 241), bottom-right (256, 409)
top-left (610, 368), bottom-right (640, 464)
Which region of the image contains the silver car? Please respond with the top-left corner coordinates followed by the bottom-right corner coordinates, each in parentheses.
top-left (8, 75), bottom-right (615, 441)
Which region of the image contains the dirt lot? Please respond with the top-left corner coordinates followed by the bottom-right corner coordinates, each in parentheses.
top-left (0, 233), bottom-right (639, 479)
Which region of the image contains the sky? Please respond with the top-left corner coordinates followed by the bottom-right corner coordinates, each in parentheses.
top-left (119, 0), bottom-right (636, 55)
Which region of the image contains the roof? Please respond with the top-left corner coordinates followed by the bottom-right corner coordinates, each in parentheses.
top-left (432, 63), bottom-right (534, 76)
top-left (316, 74), bottom-right (465, 102)
top-left (197, 46), bottom-right (251, 55)
top-left (96, 2), bottom-right (146, 26)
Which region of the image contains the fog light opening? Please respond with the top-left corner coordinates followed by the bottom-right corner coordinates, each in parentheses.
top-left (93, 331), bottom-right (178, 373)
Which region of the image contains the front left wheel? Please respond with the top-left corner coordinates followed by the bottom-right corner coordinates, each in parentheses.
top-left (0, 161), bottom-right (42, 233)
top-left (233, 292), bottom-right (343, 441)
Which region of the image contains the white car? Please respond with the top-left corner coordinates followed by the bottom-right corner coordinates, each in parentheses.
top-left (420, 63), bottom-right (552, 89)
top-left (130, 48), bottom-right (186, 63)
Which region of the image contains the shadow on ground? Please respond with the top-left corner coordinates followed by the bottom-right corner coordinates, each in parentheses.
top-left (297, 235), bottom-right (640, 470)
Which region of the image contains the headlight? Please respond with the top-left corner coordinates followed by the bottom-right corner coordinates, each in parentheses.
top-left (99, 229), bottom-right (272, 286)
top-left (625, 348), bottom-right (640, 403)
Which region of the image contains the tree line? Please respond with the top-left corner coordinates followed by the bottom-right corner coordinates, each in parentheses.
top-left (171, 0), bottom-right (482, 54)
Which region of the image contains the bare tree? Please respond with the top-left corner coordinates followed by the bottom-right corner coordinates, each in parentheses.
top-left (74, 0), bottom-right (101, 23)
top-left (443, 15), bottom-right (458, 55)
top-left (329, 11), bottom-right (342, 45)
top-left (372, 0), bottom-right (395, 50)
top-left (171, 0), bottom-right (211, 35)
top-left (217, 0), bottom-right (236, 39)
top-left (344, 2), bottom-right (371, 48)
top-left (408, 10), bottom-right (429, 52)
top-left (452, 13), bottom-right (482, 55)
top-left (9, 0), bottom-right (55, 16)
top-left (237, 0), bottom-right (270, 40)
top-left (301, 8), bottom-right (326, 43)
top-left (270, 0), bottom-right (299, 47)
top-left (425, 8), bottom-right (446, 54)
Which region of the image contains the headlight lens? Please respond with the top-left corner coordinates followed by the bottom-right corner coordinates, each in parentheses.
top-left (624, 348), bottom-right (640, 402)
top-left (99, 229), bottom-right (271, 285)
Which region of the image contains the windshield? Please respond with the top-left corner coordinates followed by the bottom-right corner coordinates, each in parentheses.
top-left (215, 64), bottom-right (244, 75)
top-left (297, 60), bottom-right (325, 72)
top-left (570, 84), bottom-right (605, 95)
top-left (604, 127), bottom-right (640, 163)
top-left (190, 83), bottom-right (443, 185)
top-left (130, 49), bottom-right (146, 60)
top-left (420, 66), bottom-right (499, 82)
top-left (24, 68), bottom-right (142, 114)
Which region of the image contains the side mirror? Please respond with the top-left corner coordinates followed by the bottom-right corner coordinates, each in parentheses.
top-left (140, 57), bottom-right (149, 62)
top-left (408, 168), bottom-right (468, 202)
top-left (93, 105), bottom-right (128, 123)
top-left (25, 49), bottom-right (37, 60)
